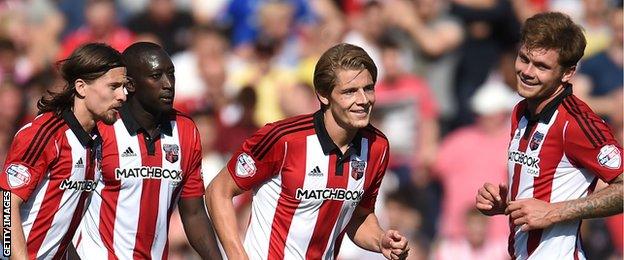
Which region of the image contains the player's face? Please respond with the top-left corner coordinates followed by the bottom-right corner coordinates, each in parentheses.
top-left (322, 69), bottom-right (375, 131)
top-left (133, 50), bottom-right (175, 115)
top-left (515, 46), bottom-right (575, 102)
top-left (84, 67), bottom-right (127, 125)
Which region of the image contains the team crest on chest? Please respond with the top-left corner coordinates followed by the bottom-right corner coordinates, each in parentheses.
top-left (350, 160), bottom-right (366, 180)
top-left (163, 144), bottom-right (180, 163)
top-left (530, 132), bottom-right (544, 151)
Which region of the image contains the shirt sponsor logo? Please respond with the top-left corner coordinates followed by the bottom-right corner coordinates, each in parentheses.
top-left (597, 144), bottom-right (621, 169)
top-left (530, 132), bottom-right (544, 151)
top-left (115, 167), bottom-right (183, 182)
top-left (59, 179), bottom-right (97, 192)
top-left (163, 144), bottom-right (179, 163)
top-left (295, 188), bottom-right (364, 201)
top-left (235, 153), bottom-right (256, 178)
top-left (508, 151), bottom-right (540, 170)
top-left (5, 164), bottom-right (30, 189)
top-left (351, 160), bottom-right (365, 180)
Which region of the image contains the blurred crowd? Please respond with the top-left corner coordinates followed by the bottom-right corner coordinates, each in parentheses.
top-left (0, 0), bottom-right (621, 259)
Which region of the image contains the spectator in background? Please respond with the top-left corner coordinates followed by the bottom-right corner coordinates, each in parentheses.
top-left (432, 208), bottom-right (507, 260)
top-left (219, 0), bottom-right (315, 58)
top-left (384, 0), bottom-right (464, 133)
top-left (216, 86), bottom-right (258, 155)
top-left (575, 7), bottom-right (623, 139)
top-left (127, 0), bottom-right (194, 55)
top-left (0, 0), bottom-right (65, 83)
top-left (172, 24), bottom-right (232, 114)
top-left (297, 0), bottom-right (346, 87)
top-left (59, 0), bottom-right (135, 59)
top-left (449, 0), bottom-right (520, 128)
top-left (343, 1), bottom-right (387, 79)
top-left (579, 0), bottom-right (612, 58)
top-left (433, 79), bottom-right (515, 242)
top-left (373, 37), bottom-right (439, 188)
top-left (374, 36), bottom-right (441, 241)
top-left (279, 81), bottom-right (318, 118)
top-left (228, 39), bottom-right (298, 126)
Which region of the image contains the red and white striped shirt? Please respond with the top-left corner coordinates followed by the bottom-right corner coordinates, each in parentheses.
top-left (74, 106), bottom-right (204, 259)
top-left (228, 110), bottom-right (389, 260)
top-left (507, 86), bottom-right (622, 259)
top-left (0, 110), bottom-right (102, 259)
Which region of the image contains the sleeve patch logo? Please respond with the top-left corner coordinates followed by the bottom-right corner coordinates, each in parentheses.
top-left (235, 153), bottom-right (256, 178)
top-left (597, 145), bottom-right (621, 169)
top-left (6, 164), bottom-right (31, 188)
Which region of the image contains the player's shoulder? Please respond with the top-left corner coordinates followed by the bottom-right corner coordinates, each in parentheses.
top-left (560, 94), bottom-right (614, 148)
top-left (361, 124), bottom-right (389, 147)
top-left (15, 112), bottom-right (65, 138)
top-left (258, 112), bottom-right (315, 138)
top-left (173, 109), bottom-right (195, 123)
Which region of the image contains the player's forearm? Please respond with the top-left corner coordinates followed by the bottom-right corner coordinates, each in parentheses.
top-left (346, 209), bottom-right (384, 253)
top-left (10, 195), bottom-right (28, 260)
top-left (553, 175), bottom-right (623, 222)
top-left (205, 188), bottom-right (247, 260)
top-left (179, 198), bottom-right (223, 260)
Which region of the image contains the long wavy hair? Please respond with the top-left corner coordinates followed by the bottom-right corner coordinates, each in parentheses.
top-left (37, 43), bottom-right (124, 115)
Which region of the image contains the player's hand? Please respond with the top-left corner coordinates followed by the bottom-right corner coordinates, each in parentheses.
top-left (506, 198), bottom-right (561, 231)
top-left (476, 182), bottom-right (508, 216)
top-left (380, 230), bottom-right (409, 260)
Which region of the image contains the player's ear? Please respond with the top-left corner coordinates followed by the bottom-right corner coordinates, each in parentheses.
top-left (74, 79), bottom-right (87, 99)
top-left (561, 65), bottom-right (577, 83)
top-left (316, 91), bottom-right (329, 107)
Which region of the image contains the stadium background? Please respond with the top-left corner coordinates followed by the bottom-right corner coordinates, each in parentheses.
top-left (0, 0), bottom-right (621, 259)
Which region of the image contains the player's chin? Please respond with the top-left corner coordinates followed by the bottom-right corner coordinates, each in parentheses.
top-left (349, 118), bottom-right (370, 129)
top-left (99, 111), bottom-right (118, 125)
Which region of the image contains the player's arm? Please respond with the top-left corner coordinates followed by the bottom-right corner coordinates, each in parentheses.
top-left (178, 197), bottom-right (222, 260)
top-left (345, 205), bottom-right (409, 260)
top-left (507, 173), bottom-right (622, 231)
top-left (7, 192), bottom-right (27, 260)
top-left (205, 167), bottom-right (247, 260)
top-left (554, 173), bottom-right (622, 219)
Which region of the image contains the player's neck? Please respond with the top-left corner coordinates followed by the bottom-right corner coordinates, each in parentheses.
top-left (527, 84), bottom-right (565, 116)
top-left (127, 99), bottom-right (161, 135)
top-left (71, 101), bottom-right (95, 133)
top-left (323, 111), bottom-right (357, 154)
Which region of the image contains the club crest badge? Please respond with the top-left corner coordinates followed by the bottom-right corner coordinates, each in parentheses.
top-left (598, 144), bottom-right (621, 169)
top-left (350, 160), bottom-right (366, 180)
top-left (235, 153), bottom-right (256, 178)
top-left (6, 164), bottom-right (30, 188)
top-left (530, 132), bottom-right (544, 151)
top-left (163, 144), bottom-right (180, 163)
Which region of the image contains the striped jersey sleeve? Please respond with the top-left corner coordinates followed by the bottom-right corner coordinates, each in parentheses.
top-left (227, 115), bottom-right (313, 190)
top-left (0, 115), bottom-right (62, 201)
top-left (562, 97), bottom-right (622, 182)
top-left (180, 123), bottom-right (205, 198)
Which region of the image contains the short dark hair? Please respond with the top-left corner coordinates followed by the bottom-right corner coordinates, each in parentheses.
top-left (313, 43), bottom-right (377, 107)
top-left (38, 43), bottom-right (124, 114)
top-left (520, 12), bottom-right (586, 69)
top-left (122, 42), bottom-right (167, 74)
